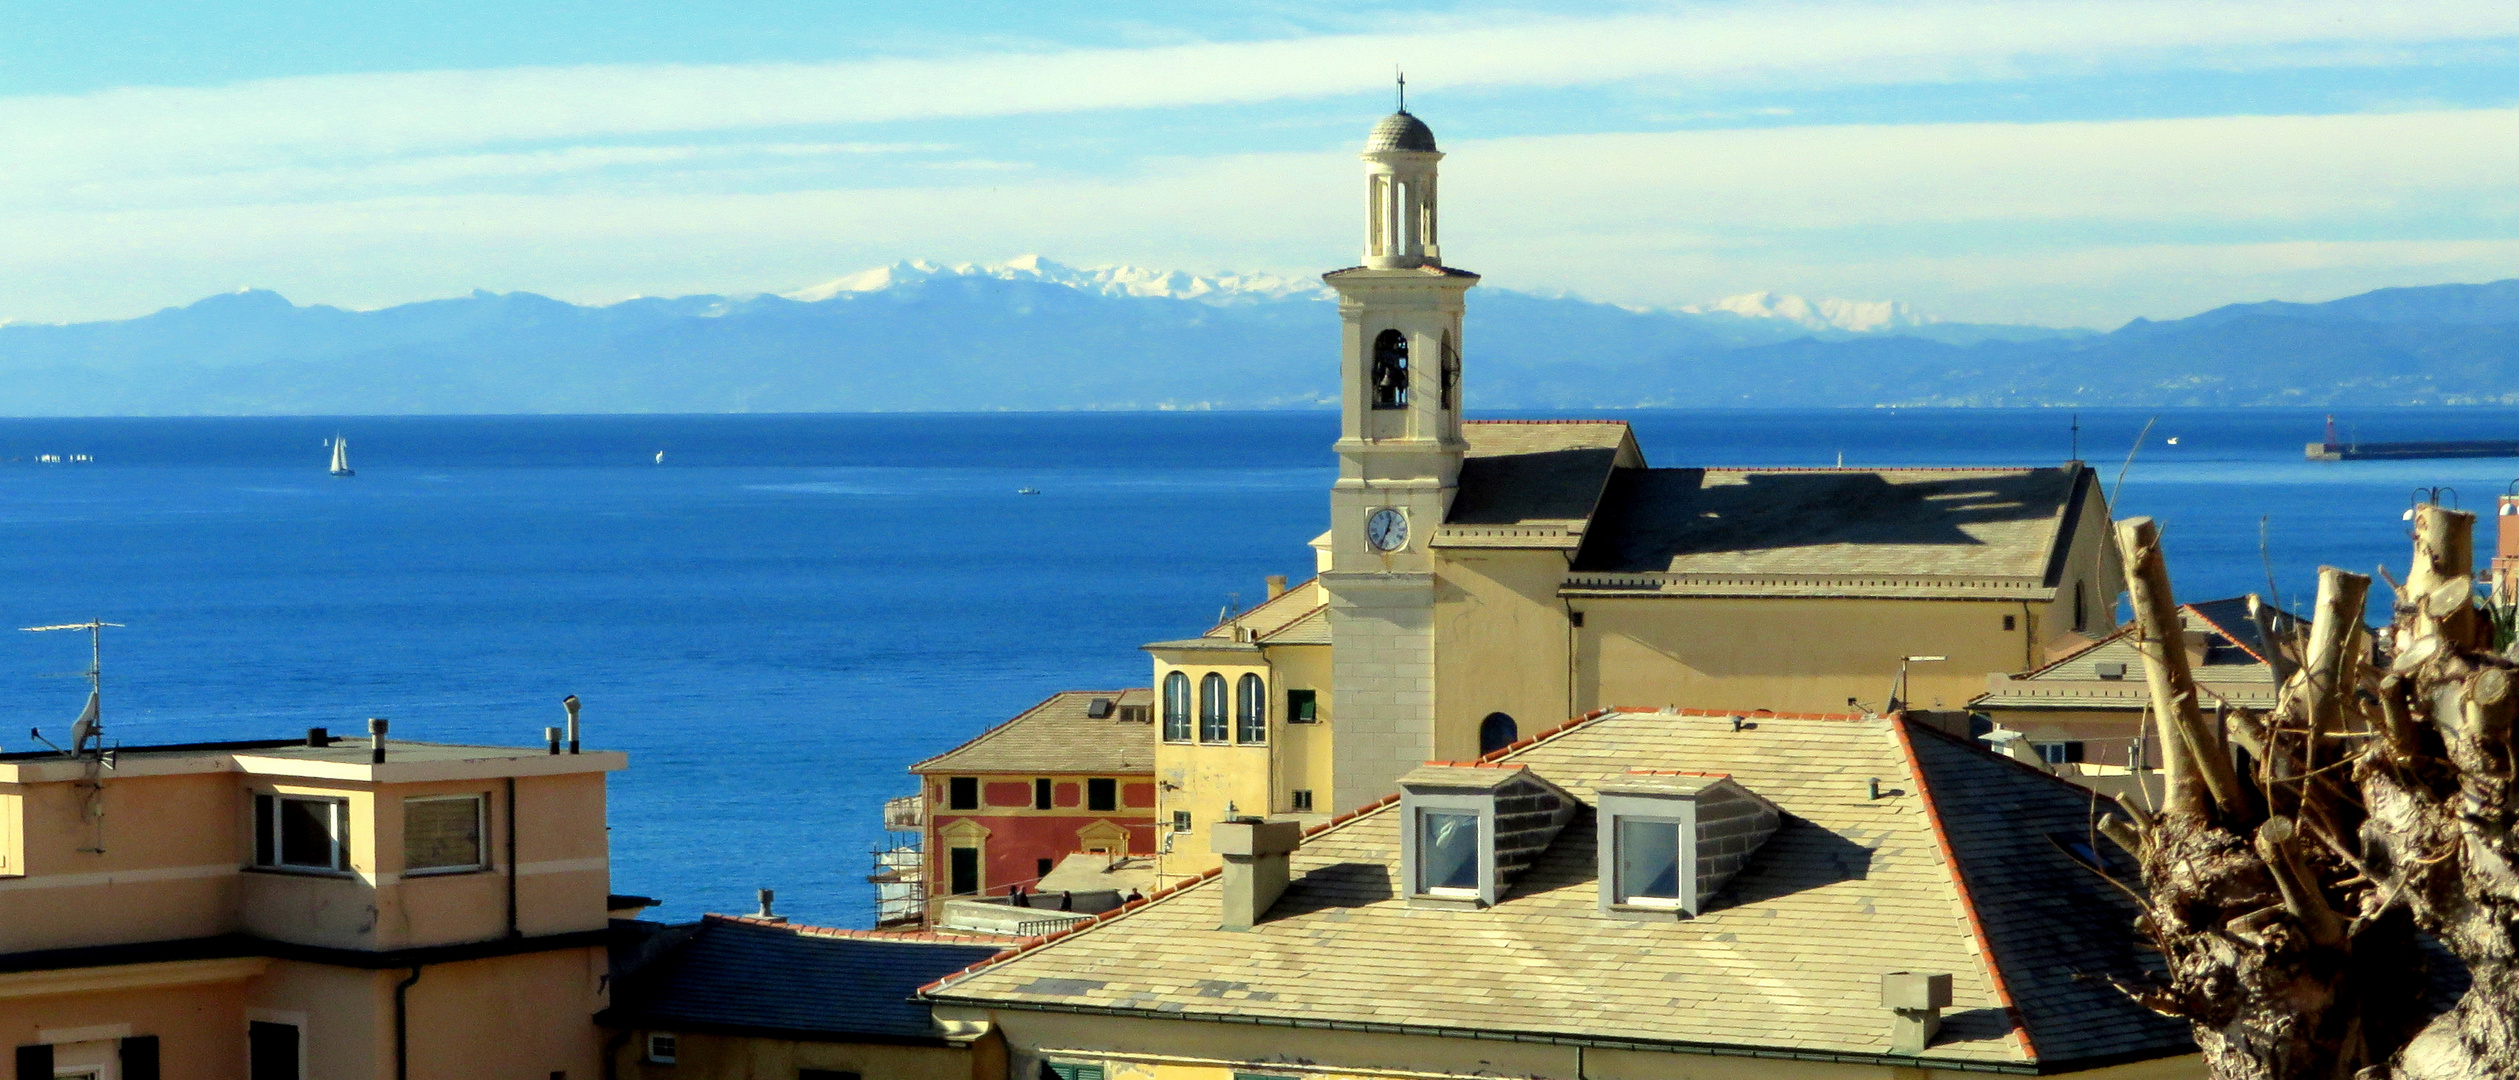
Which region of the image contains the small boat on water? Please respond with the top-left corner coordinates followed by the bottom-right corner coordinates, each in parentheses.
top-left (655, 450), bottom-right (666, 465)
top-left (1017, 487), bottom-right (1040, 495)
top-left (329, 436), bottom-right (355, 477)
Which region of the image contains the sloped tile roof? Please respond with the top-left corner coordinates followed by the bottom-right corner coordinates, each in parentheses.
top-left (1568, 466), bottom-right (2094, 600)
top-left (910, 689), bottom-right (1155, 775)
top-left (1900, 727), bottom-right (2189, 1062)
top-left (924, 708), bottom-right (2190, 1071)
top-left (610, 916), bottom-right (1004, 1044)
top-left (1974, 599), bottom-right (2276, 711)
top-left (1438, 421), bottom-right (1640, 548)
top-left (1201, 578), bottom-right (1324, 639)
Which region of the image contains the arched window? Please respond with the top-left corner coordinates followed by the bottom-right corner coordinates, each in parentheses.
top-left (1199, 673), bottom-right (1229, 743)
top-left (1236, 673), bottom-right (1267, 744)
top-left (1371, 329), bottom-right (1409, 409)
top-left (1441, 333), bottom-right (1459, 411)
top-left (1162, 672), bottom-right (1191, 742)
top-left (1479, 712), bottom-right (1518, 755)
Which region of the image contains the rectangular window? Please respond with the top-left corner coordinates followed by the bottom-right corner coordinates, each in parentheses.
top-left (1086, 778), bottom-right (1117, 812)
top-left (1290, 789), bottom-right (1313, 813)
top-left (1417, 811), bottom-right (1479, 894)
top-left (947, 777), bottom-right (979, 810)
top-left (1171, 810), bottom-right (1192, 833)
top-left (949, 847), bottom-right (980, 895)
top-left (403, 794), bottom-right (485, 874)
top-left (1036, 857), bottom-right (1054, 880)
top-left (254, 794), bottom-right (349, 873)
top-left (2002, 614), bottom-right (2017, 631)
top-left (644, 1032), bottom-right (677, 1064)
top-left (1286, 689), bottom-right (1317, 723)
top-left (2037, 741), bottom-right (2087, 765)
top-left (248, 1021), bottom-right (300, 1080)
top-left (1033, 778), bottom-right (1054, 810)
top-left (1615, 818), bottom-right (1683, 907)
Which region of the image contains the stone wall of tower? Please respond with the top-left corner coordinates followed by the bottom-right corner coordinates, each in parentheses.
top-left (1324, 577), bottom-right (1436, 813)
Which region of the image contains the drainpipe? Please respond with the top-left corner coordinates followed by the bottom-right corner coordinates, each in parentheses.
top-left (506, 777), bottom-right (520, 938)
top-left (394, 965), bottom-right (424, 1080)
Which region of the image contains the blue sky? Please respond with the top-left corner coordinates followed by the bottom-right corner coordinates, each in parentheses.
top-left (6, 1), bottom-right (2519, 327)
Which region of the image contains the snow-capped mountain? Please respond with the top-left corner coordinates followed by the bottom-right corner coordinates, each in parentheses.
top-left (785, 255), bottom-right (1331, 306)
top-left (1679, 291), bottom-right (1935, 334)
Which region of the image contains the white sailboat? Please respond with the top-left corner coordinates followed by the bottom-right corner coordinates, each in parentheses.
top-left (654, 450), bottom-right (665, 465)
top-left (329, 435), bottom-right (355, 477)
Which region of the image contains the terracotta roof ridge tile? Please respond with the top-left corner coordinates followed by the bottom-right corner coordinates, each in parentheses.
top-left (1888, 717), bottom-right (2040, 1062)
top-left (1623, 768), bottom-right (1731, 778)
top-left (1462, 418), bottom-right (1631, 426)
top-left (2179, 598), bottom-right (2272, 666)
top-left (2005, 624), bottom-right (2141, 681)
top-left (1690, 465), bottom-right (2048, 474)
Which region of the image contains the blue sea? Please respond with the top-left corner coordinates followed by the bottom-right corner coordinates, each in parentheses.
top-left (3, 407), bottom-right (2515, 927)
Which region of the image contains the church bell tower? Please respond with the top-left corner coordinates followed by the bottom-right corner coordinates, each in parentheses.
top-left (1319, 99), bottom-right (1478, 814)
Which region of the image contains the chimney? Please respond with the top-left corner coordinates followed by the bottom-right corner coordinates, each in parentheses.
top-left (1264, 575), bottom-right (1288, 600)
top-left (563, 694), bottom-right (582, 754)
top-left (305, 727), bottom-right (329, 748)
top-left (1211, 819), bottom-right (1302, 931)
top-left (367, 718), bottom-right (388, 764)
top-left (1882, 971), bottom-right (1952, 1054)
top-left (755, 888), bottom-right (786, 924)
top-left (545, 726), bottom-right (563, 755)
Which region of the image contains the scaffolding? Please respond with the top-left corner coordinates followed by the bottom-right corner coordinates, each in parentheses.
top-left (868, 794), bottom-right (925, 928)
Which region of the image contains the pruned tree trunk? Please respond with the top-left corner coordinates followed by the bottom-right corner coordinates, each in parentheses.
top-left (2102, 508), bottom-right (2519, 1079)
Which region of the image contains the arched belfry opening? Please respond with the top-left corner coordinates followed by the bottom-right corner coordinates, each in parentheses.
top-left (1372, 329), bottom-right (1409, 409)
top-left (1440, 332), bottom-right (1459, 411)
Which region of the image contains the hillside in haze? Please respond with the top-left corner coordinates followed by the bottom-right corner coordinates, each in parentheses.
top-left (5, 259), bottom-right (2518, 415)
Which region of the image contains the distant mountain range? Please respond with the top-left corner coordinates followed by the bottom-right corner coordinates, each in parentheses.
top-left (4, 257), bottom-right (2518, 415)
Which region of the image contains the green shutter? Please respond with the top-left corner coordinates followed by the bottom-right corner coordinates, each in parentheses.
top-left (1044, 1063), bottom-right (1106, 1080)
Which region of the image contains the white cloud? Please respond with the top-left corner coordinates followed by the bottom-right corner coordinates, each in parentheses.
top-left (8, 0), bottom-right (2518, 186)
top-left (10, 107), bottom-right (2519, 325)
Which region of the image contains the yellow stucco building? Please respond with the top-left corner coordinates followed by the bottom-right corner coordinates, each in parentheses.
top-left (0, 726), bottom-right (623, 1079)
top-left (1147, 107), bottom-right (2123, 875)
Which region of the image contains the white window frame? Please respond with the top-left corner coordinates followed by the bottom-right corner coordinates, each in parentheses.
top-left (1610, 814), bottom-right (1686, 909)
top-left (401, 794), bottom-right (488, 876)
top-left (645, 1032), bottom-right (678, 1064)
top-left (1397, 788), bottom-right (1496, 907)
top-left (256, 793), bottom-right (351, 874)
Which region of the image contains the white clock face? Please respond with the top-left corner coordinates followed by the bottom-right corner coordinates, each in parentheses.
top-left (1365, 507), bottom-right (1409, 552)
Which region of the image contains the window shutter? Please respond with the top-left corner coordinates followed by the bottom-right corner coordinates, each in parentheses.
top-left (120, 1035), bottom-right (161, 1080)
top-left (405, 796), bottom-right (485, 871)
top-left (14, 1044), bottom-right (50, 1080)
top-left (1043, 1063), bottom-right (1106, 1080)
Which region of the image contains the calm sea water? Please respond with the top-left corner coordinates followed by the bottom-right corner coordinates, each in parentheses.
top-left (3, 407), bottom-right (2515, 926)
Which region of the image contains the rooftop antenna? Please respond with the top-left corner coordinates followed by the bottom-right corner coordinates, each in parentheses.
top-left (2069, 413), bottom-right (2080, 464)
top-left (22, 620), bottom-right (123, 758)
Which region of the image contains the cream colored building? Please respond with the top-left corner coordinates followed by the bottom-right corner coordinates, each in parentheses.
top-left (0, 729), bottom-right (623, 1079)
top-left (924, 705), bottom-right (2201, 1079)
top-left (1147, 107), bottom-right (2123, 874)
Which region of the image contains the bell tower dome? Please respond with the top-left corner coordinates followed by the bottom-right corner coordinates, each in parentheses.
top-left (1319, 95), bottom-right (1480, 814)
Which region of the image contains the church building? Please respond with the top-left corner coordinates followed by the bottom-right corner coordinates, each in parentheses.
top-left (1145, 105), bottom-right (2123, 873)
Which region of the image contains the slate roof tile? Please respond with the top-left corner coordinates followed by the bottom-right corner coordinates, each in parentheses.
top-left (612, 916), bottom-right (1004, 1043)
top-left (911, 689), bottom-right (1155, 775)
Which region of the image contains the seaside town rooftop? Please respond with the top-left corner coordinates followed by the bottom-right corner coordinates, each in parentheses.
top-left (922, 705), bottom-right (2190, 1074)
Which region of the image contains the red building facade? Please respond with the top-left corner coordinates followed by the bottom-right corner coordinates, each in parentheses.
top-left (910, 690), bottom-right (1157, 909)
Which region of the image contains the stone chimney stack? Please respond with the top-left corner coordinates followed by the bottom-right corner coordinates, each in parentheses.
top-left (1882, 971), bottom-right (1952, 1054)
top-left (1212, 819), bottom-right (1302, 931)
top-left (1265, 575), bottom-right (1288, 601)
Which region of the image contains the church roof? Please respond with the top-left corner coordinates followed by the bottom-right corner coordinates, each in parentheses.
top-left (1567, 465), bottom-right (2099, 600)
top-left (1435, 420), bottom-right (1643, 550)
top-left (910, 689), bottom-right (1156, 775)
top-left (1365, 110), bottom-right (1438, 153)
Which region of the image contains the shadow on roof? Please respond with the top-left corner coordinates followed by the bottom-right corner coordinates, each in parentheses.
top-left (1450, 447), bottom-right (1624, 525)
top-left (1269, 862), bottom-right (1397, 921)
top-left (1575, 468), bottom-right (2070, 571)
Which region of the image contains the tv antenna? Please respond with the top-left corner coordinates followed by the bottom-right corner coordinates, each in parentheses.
top-left (23, 620), bottom-right (122, 758)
